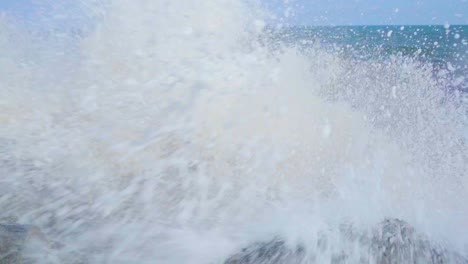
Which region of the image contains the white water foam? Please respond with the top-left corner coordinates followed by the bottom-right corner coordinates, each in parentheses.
top-left (0, 0), bottom-right (467, 262)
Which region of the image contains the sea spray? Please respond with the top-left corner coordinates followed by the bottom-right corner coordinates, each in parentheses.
top-left (0, 0), bottom-right (467, 262)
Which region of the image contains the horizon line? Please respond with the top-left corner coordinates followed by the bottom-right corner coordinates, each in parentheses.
top-left (279, 24), bottom-right (468, 27)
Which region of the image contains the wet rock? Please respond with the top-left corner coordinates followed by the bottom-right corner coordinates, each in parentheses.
top-left (370, 219), bottom-right (467, 264)
top-left (224, 239), bottom-right (306, 264)
top-left (0, 224), bottom-right (60, 263)
top-left (224, 219), bottom-right (468, 264)
top-left (0, 224), bottom-right (39, 263)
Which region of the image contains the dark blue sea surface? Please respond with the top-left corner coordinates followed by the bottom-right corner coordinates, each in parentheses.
top-left (276, 26), bottom-right (466, 62)
top-left (270, 25), bottom-right (468, 92)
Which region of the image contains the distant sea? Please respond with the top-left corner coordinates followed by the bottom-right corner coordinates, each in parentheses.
top-left (271, 25), bottom-right (468, 92)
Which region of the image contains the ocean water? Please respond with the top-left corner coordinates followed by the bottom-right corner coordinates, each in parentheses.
top-left (271, 25), bottom-right (468, 92)
top-left (0, 1), bottom-right (467, 263)
top-left (279, 25), bottom-right (466, 62)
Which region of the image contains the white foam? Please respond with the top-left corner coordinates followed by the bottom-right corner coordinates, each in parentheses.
top-left (0, 0), bottom-right (467, 262)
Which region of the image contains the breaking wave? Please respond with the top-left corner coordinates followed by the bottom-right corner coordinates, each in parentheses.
top-left (0, 0), bottom-right (467, 262)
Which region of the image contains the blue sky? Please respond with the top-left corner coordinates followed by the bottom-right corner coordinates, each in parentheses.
top-left (290, 0), bottom-right (468, 25)
top-left (0, 0), bottom-right (467, 26)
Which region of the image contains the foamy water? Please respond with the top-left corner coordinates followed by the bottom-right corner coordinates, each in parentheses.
top-left (0, 0), bottom-right (467, 263)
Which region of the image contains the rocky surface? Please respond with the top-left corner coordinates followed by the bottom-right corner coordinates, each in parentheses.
top-left (0, 224), bottom-right (38, 263)
top-left (1, 219), bottom-right (467, 263)
top-left (225, 219), bottom-right (468, 264)
top-left (224, 239), bottom-right (306, 264)
top-left (0, 223), bottom-right (62, 264)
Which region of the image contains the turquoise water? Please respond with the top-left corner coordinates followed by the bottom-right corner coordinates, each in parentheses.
top-left (270, 25), bottom-right (468, 92)
top-left (279, 25), bottom-right (466, 62)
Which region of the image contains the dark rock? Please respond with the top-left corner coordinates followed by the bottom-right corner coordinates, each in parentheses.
top-left (224, 239), bottom-right (306, 264)
top-left (0, 224), bottom-right (39, 263)
top-left (225, 219), bottom-right (468, 264)
top-left (370, 219), bottom-right (468, 264)
top-left (0, 224), bottom-right (60, 263)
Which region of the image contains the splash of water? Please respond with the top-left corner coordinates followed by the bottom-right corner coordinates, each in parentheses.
top-left (0, 0), bottom-right (467, 262)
